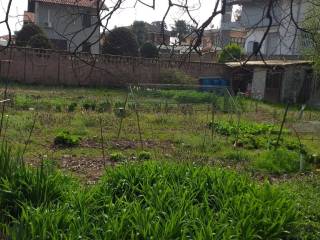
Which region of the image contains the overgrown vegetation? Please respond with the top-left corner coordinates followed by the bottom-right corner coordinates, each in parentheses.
top-left (0, 150), bottom-right (301, 239)
top-left (0, 84), bottom-right (319, 238)
top-left (16, 23), bottom-right (52, 49)
top-left (102, 27), bottom-right (139, 56)
top-left (252, 148), bottom-right (302, 174)
top-left (159, 70), bottom-right (195, 85)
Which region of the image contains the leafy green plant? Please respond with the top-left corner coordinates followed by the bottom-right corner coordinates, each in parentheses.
top-left (82, 100), bottom-right (96, 111)
top-left (0, 143), bottom-right (73, 224)
top-left (0, 157), bottom-right (301, 239)
top-left (97, 100), bottom-right (112, 112)
top-left (67, 102), bottom-right (77, 112)
top-left (110, 152), bottom-right (125, 162)
top-left (54, 131), bottom-right (80, 147)
top-left (137, 151), bottom-right (151, 161)
top-left (209, 121), bottom-right (274, 136)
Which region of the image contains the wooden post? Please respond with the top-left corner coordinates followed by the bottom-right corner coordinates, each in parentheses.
top-left (276, 103), bottom-right (290, 148)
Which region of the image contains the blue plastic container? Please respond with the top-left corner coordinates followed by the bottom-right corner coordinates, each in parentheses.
top-left (199, 77), bottom-right (229, 91)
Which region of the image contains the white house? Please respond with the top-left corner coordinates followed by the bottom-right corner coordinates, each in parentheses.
top-left (24, 0), bottom-right (106, 54)
top-left (221, 0), bottom-right (311, 56)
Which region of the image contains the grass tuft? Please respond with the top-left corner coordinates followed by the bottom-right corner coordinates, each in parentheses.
top-left (252, 148), bottom-right (302, 174)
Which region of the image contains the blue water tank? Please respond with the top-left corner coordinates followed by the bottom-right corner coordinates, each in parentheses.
top-left (199, 76), bottom-right (229, 91)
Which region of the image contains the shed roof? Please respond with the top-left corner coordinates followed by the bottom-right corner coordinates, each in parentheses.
top-left (226, 60), bottom-right (312, 68)
top-left (34, 0), bottom-right (106, 9)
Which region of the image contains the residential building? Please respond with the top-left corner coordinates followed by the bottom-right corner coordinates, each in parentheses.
top-left (145, 22), bottom-right (170, 46)
top-left (221, 0), bottom-right (310, 56)
top-left (209, 29), bottom-right (247, 50)
top-left (121, 22), bottom-right (170, 46)
top-left (0, 35), bottom-right (16, 46)
top-left (24, 0), bottom-right (105, 54)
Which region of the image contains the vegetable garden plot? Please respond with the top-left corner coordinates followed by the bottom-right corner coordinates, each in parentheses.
top-left (113, 84), bottom-right (240, 148)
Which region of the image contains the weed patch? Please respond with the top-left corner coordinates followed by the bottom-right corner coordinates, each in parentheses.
top-left (110, 152), bottom-right (125, 162)
top-left (222, 149), bottom-right (252, 162)
top-left (252, 148), bottom-right (303, 174)
top-left (137, 151), bottom-right (151, 160)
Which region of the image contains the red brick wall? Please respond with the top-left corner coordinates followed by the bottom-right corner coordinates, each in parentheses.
top-left (0, 47), bottom-right (228, 86)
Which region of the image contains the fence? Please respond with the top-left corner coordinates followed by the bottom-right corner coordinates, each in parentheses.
top-left (0, 47), bottom-right (229, 87)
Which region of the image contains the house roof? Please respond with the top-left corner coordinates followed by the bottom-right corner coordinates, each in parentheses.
top-left (145, 23), bottom-right (170, 35)
top-left (34, 0), bottom-right (106, 9)
top-left (226, 60), bottom-right (312, 68)
top-left (0, 35), bottom-right (16, 41)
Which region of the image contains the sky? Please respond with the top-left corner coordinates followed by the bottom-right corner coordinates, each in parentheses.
top-left (0, 0), bottom-right (223, 36)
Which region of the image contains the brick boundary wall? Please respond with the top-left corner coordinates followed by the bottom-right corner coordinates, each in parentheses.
top-left (0, 47), bottom-right (229, 87)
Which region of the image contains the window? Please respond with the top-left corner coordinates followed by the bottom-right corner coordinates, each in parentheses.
top-left (82, 13), bottom-right (91, 28)
top-left (43, 9), bottom-right (52, 28)
top-left (266, 32), bottom-right (280, 56)
top-left (28, 0), bottom-right (35, 12)
top-left (247, 41), bottom-right (259, 54)
top-left (253, 42), bottom-right (259, 53)
top-left (82, 42), bottom-right (91, 53)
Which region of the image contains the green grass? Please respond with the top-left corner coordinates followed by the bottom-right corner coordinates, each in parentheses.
top-left (0, 147), bottom-right (300, 239)
top-left (221, 149), bottom-right (252, 162)
top-left (280, 175), bottom-right (320, 239)
top-left (252, 148), bottom-right (303, 174)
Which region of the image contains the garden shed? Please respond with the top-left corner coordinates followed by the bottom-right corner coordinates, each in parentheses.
top-left (226, 60), bottom-right (315, 103)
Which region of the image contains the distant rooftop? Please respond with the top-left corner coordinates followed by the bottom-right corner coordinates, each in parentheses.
top-left (24, 11), bottom-right (35, 23)
top-left (34, 0), bottom-right (106, 9)
top-left (226, 60), bottom-right (312, 68)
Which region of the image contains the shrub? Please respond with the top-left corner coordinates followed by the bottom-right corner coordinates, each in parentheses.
top-left (102, 27), bottom-right (139, 56)
top-left (159, 69), bottom-right (194, 85)
top-left (67, 102), bottom-right (77, 112)
top-left (28, 34), bottom-right (52, 49)
top-left (252, 148), bottom-right (302, 174)
top-left (138, 151), bottom-right (151, 161)
top-left (54, 131), bottom-right (80, 147)
top-left (218, 43), bottom-right (244, 63)
top-left (140, 42), bottom-right (159, 58)
top-left (16, 23), bottom-right (45, 47)
top-left (110, 152), bottom-right (125, 162)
